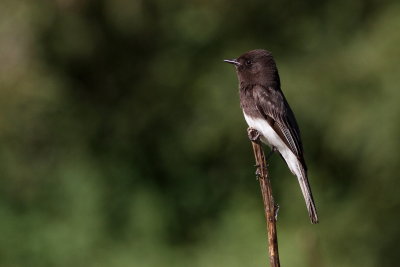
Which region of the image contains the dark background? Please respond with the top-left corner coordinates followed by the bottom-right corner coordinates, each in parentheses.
top-left (2, 0), bottom-right (400, 266)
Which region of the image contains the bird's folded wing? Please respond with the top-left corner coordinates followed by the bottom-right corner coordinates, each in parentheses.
top-left (253, 85), bottom-right (304, 159)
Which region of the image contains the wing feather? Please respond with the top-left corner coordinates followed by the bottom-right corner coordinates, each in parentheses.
top-left (253, 85), bottom-right (304, 160)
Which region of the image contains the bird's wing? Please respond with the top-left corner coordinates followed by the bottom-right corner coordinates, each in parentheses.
top-left (253, 85), bottom-right (304, 159)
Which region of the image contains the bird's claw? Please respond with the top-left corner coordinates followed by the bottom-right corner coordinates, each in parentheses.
top-left (247, 127), bottom-right (261, 142)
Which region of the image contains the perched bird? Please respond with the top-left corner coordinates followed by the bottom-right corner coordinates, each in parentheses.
top-left (224, 49), bottom-right (318, 224)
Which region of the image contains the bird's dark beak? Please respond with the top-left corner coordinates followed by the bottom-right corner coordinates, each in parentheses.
top-left (223, 59), bottom-right (241, 66)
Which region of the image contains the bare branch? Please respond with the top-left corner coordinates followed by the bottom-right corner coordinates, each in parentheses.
top-left (247, 127), bottom-right (280, 267)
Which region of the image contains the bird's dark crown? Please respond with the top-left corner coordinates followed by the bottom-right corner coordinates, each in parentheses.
top-left (234, 49), bottom-right (280, 89)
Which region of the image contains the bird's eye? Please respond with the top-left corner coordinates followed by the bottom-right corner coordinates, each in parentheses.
top-left (245, 60), bottom-right (252, 66)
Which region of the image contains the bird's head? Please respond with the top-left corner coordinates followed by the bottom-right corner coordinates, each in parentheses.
top-left (224, 49), bottom-right (280, 88)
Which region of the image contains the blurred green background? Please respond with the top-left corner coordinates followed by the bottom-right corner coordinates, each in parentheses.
top-left (1, 0), bottom-right (400, 266)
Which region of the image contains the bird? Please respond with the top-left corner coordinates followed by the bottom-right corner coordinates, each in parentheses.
top-left (224, 49), bottom-right (318, 224)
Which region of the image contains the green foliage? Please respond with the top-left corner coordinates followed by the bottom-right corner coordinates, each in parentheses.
top-left (1, 0), bottom-right (400, 266)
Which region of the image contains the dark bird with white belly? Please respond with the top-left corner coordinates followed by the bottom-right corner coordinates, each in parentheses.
top-left (224, 49), bottom-right (319, 224)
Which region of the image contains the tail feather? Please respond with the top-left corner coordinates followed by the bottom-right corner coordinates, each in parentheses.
top-left (296, 164), bottom-right (319, 224)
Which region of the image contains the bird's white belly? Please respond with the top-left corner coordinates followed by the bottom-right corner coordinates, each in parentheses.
top-left (243, 113), bottom-right (285, 150)
top-left (243, 113), bottom-right (302, 178)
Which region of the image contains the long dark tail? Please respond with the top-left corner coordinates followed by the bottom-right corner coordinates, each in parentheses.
top-left (297, 164), bottom-right (319, 224)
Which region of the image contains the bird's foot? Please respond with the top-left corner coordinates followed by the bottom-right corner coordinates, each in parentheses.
top-left (247, 127), bottom-right (261, 142)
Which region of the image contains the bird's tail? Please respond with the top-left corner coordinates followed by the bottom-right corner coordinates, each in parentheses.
top-left (296, 163), bottom-right (319, 224)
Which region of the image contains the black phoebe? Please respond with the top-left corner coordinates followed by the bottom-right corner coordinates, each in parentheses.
top-left (224, 49), bottom-right (318, 224)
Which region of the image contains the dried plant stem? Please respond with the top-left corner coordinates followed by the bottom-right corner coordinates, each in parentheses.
top-left (247, 127), bottom-right (280, 267)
